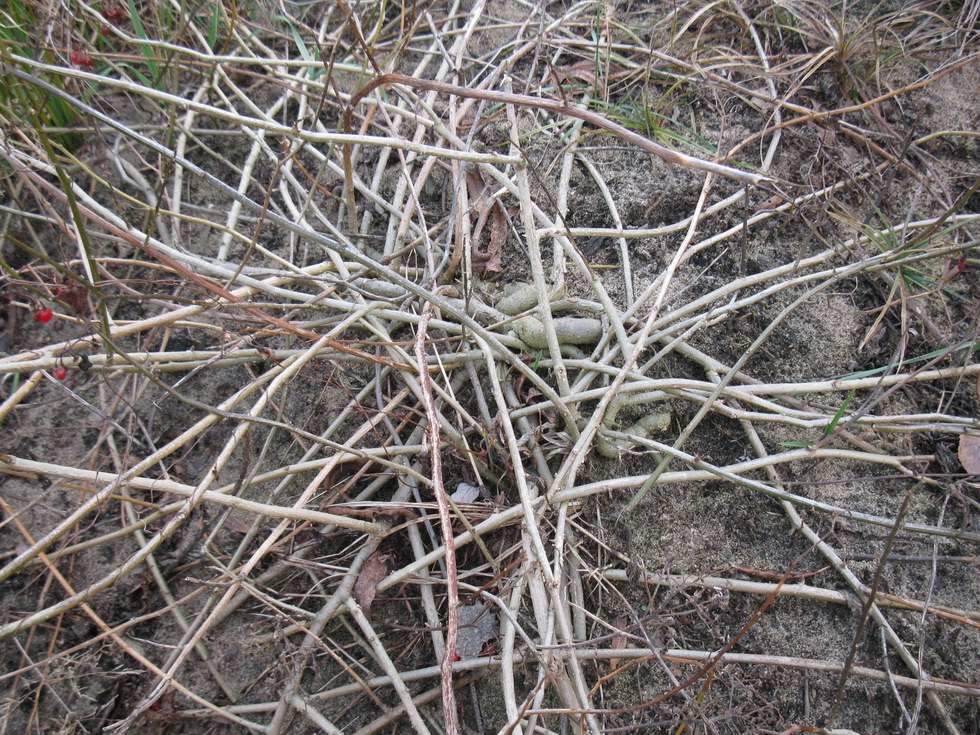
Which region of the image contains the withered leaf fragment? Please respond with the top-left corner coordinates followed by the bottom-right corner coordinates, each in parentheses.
top-left (609, 615), bottom-right (629, 672)
top-left (456, 602), bottom-right (498, 659)
top-left (959, 434), bottom-right (980, 475)
top-left (354, 551), bottom-right (391, 617)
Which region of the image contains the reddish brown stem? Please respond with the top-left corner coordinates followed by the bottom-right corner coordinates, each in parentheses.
top-left (414, 302), bottom-right (459, 734)
top-left (345, 73), bottom-right (772, 187)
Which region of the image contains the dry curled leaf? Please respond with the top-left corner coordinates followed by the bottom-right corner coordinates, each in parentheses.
top-left (939, 254), bottom-right (967, 283)
top-left (456, 602), bottom-right (498, 659)
top-left (553, 59), bottom-right (629, 96)
top-left (450, 482), bottom-right (481, 503)
top-left (959, 434), bottom-right (980, 475)
top-left (465, 169), bottom-right (506, 278)
top-left (354, 551), bottom-right (391, 617)
top-left (470, 202), bottom-right (506, 277)
top-left (222, 515), bottom-right (253, 535)
top-left (54, 282), bottom-right (89, 317)
top-left (754, 194), bottom-right (784, 213)
top-left (609, 615), bottom-right (629, 672)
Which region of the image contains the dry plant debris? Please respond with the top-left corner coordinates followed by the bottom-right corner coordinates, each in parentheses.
top-left (959, 435), bottom-right (980, 475)
top-left (0, 1), bottom-right (978, 734)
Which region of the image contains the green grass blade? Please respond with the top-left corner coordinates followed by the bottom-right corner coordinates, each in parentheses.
top-left (208, 4), bottom-right (220, 51)
top-left (126, 0), bottom-right (159, 81)
top-left (823, 389), bottom-right (855, 437)
top-left (842, 340), bottom-right (979, 380)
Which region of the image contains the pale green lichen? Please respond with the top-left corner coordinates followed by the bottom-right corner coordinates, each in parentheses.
top-left (495, 284), bottom-right (672, 456)
top-left (495, 283), bottom-right (602, 350)
top-left (595, 392), bottom-right (672, 459)
top-left (495, 282), bottom-right (567, 315)
top-left (511, 315), bottom-right (603, 348)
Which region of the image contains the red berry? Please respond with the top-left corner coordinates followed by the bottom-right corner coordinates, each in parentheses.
top-left (100, 25), bottom-right (111, 36)
top-left (102, 5), bottom-right (126, 23)
top-left (33, 308), bottom-right (54, 323)
top-left (70, 51), bottom-right (94, 68)
top-left (53, 365), bottom-right (68, 381)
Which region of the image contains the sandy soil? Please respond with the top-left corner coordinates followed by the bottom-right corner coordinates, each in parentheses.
top-left (1, 2), bottom-right (978, 734)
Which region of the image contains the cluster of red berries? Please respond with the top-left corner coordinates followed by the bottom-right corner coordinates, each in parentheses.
top-left (70, 51), bottom-right (94, 68)
top-left (70, 6), bottom-right (127, 51)
top-left (34, 304), bottom-right (69, 377)
top-left (102, 5), bottom-right (126, 23)
top-left (31, 309), bottom-right (67, 379)
top-left (101, 5), bottom-right (126, 35)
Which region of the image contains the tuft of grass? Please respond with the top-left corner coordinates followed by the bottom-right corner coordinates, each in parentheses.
top-left (0, 1), bottom-right (82, 151)
top-left (590, 89), bottom-right (716, 157)
top-left (766, 0), bottom-right (965, 107)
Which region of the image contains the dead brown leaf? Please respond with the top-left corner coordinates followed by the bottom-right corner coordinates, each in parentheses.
top-left (465, 169), bottom-right (506, 278)
top-left (457, 602), bottom-right (498, 659)
top-left (485, 202), bottom-right (507, 273)
top-left (609, 615), bottom-right (629, 672)
top-left (54, 282), bottom-right (89, 317)
top-left (559, 60), bottom-right (600, 88)
top-left (465, 169), bottom-right (486, 200)
top-left (222, 515), bottom-right (253, 535)
top-left (940, 254), bottom-right (967, 283)
top-left (450, 483), bottom-right (481, 503)
top-left (470, 202), bottom-right (506, 277)
top-left (958, 434), bottom-right (980, 474)
top-left (553, 59), bottom-right (628, 97)
top-left (754, 194), bottom-right (784, 213)
top-left (354, 551), bottom-right (391, 617)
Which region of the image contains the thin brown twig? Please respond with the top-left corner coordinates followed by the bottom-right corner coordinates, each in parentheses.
top-left (414, 300), bottom-right (459, 735)
top-left (346, 73), bottom-right (772, 186)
